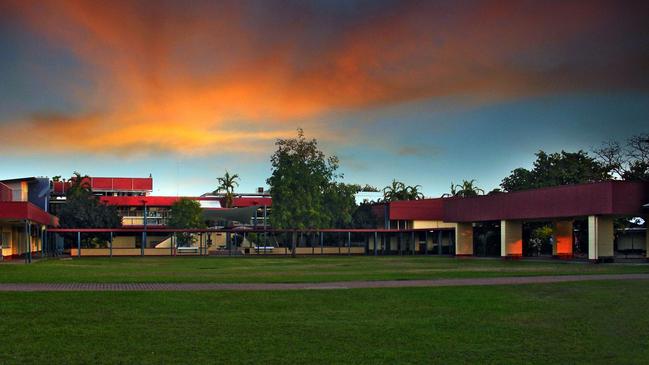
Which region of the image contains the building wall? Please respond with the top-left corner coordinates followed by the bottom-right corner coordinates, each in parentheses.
top-left (0, 223), bottom-right (13, 257)
top-left (1, 222), bottom-right (42, 258)
top-left (4, 181), bottom-right (28, 202)
top-left (412, 220), bottom-right (456, 229)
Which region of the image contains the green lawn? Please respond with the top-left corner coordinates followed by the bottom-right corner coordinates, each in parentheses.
top-left (1, 256), bottom-right (648, 283)
top-left (1, 281), bottom-right (648, 364)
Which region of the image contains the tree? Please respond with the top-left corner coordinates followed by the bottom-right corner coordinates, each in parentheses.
top-left (324, 182), bottom-right (360, 228)
top-left (592, 133), bottom-right (649, 181)
top-left (382, 179), bottom-right (424, 201)
top-left (168, 198), bottom-right (206, 246)
top-left (214, 171), bottom-right (240, 208)
top-left (352, 202), bottom-right (379, 228)
top-left (359, 184), bottom-right (380, 192)
top-left (501, 150), bottom-right (610, 192)
top-left (68, 171), bottom-right (92, 198)
top-left (267, 129), bottom-right (340, 256)
top-left (58, 172), bottom-right (121, 247)
top-left (528, 225), bottom-right (553, 257)
top-left (447, 179), bottom-right (485, 197)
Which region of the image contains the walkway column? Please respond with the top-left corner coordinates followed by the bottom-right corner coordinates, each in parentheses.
top-left (500, 220), bottom-right (522, 258)
top-left (588, 215), bottom-right (614, 262)
top-left (455, 223), bottom-right (473, 256)
top-left (552, 220), bottom-right (573, 258)
top-left (646, 222), bottom-right (649, 260)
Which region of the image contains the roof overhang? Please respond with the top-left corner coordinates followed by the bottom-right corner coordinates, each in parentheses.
top-left (442, 181), bottom-right (649, 222)
top-left (0, 201), bottom-right (59, 226)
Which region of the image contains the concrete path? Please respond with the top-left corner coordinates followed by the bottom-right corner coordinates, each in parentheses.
top-left (0, 274), bottom-right (648, 291)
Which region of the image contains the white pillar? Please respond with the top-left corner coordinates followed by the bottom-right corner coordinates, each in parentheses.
top-left (455, 223), bottom-right (473, 256)
top-left (588, 215), bottom-right (614, 261)
top-left (501, 220), bottom-right (523, 258)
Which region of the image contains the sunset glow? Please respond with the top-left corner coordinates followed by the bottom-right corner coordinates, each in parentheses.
top-left (1, 0), bottom-right (648, 194)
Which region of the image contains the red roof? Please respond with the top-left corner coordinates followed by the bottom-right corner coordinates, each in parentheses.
top-left (53, 177), bottom-right (153, 194)
top-left (0, 201), bottom-right (59, 226)
top-left (442, 181), bottom-right (649, 222)
top-left (388, 199), bottom-right (444, 220)
top-left (385, 181), bottom-right (649, 222)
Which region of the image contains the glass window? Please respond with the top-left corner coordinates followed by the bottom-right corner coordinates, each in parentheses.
top-left (1, 232), bottom-right (11, 249)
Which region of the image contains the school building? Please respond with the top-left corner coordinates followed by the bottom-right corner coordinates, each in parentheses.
top-left (1, 175), bottom-right (648, 261)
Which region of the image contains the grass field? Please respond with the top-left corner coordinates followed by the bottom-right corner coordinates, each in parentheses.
top-left (2, 257), bottom-right (648, 364)
top-left (1, 256), bottom-right (649, 283)
top-left (1, 280), bottom-right (648, 364)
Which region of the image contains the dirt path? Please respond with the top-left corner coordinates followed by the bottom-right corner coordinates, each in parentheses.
top-left (0, 273), bottom-right (648, 291)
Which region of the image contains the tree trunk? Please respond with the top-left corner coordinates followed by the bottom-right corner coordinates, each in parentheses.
top-left (291, 231), bottom-right (297, 258)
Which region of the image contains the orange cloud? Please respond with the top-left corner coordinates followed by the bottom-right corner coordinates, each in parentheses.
top-left (1, 0), bottom-right (647, 155)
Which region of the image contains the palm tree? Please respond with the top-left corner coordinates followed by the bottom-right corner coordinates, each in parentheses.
top-left (382, 179), bottom-right (424, 201)
top-left (214, 171), bottom-right (240, 208)
top-left (405, 184), bottom-right (424, 200)
top-left (382, 180), bottom-right (405, 202)
top-left (446, 179), bottom-right (485, 198)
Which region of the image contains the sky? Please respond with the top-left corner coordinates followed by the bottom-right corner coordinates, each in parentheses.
top-left (1, 0), bottom-right (648, 197)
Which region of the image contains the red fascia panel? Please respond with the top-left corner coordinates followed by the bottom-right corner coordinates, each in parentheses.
top-left (389, 199), bottom-right (445, 220)
top-left (0, 201), bottom-right (58, 226)
top-left (131, 178), bottom-right (153, 191)
top-left (53, 177), bottom-right (153, 194)
top-left (611, 181), bottom-right (649, 213)
top-left (442, 181), bottom-right (649, 222)
top-left (91, 177), bottom-right (114, 190)
top-left (99, 196), bottom-right (181, 207)
top-left (231, 197), bottom-right (272, 207)
top-left (108, 177), bottom-right (152, 191)
top-left (52, 181), bottom-right (69, 195)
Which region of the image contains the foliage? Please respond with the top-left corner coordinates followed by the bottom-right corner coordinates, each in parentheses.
top-left (67, 171), bottom-right (92, 198)
top-left (324, 182), bottom-right (360, 228)
top-left (267, 129), bottom-right (340, 230)
top-left (592, 133), bottom-right (649, 181)
top-left (447, 179), bottom-right (485, 197)
top-left (213, 171), bottom-right (240, 208)
top-left (352, 202), bottom-right (379, 229)
top-left (359, 184), bottom-right (380, 192)
top-left (58, 172), bottom-right (121, 230)
top-left (500, 150), bottom-right (610, 192)
top-left (528, 226), bottom-right (553, 256)
top-left (58, 172), bottom-right (121, 247)
top-left (382, 179), bottom-right (424, 201)
top-left (168, 198), bottom-right (206, 246)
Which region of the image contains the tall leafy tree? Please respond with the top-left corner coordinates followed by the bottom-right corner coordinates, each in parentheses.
top-left (324, 182), bottom-right (360, 228)
top-left (168, 198), bottom-right (206, 246)
top-left (267, 129), bottom-right (339, 255)
top-left (214, 171), bottom-right (240, 208)
top-left (58, 172), bottom-right (121, 247)
top-left (501, 150), bottom-right (610, 192)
